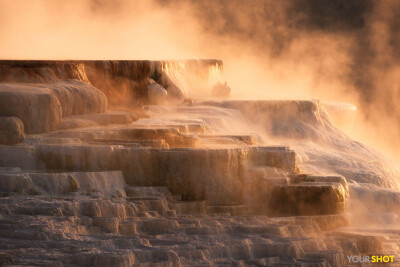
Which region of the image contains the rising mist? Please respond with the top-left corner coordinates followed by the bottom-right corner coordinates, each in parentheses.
top-left (1, 0), bottom-right (399, 163)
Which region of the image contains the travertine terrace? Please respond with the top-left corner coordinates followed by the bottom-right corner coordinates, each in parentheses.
top-left (0, 60), bottom-right (399, 266)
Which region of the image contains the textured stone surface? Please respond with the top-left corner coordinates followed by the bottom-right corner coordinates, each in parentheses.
top-left (0, 81), bottom-right (107, 133)
top-left (0, 116), bottom-right (25, 144)
top-left (3, 142), bottom-right (294, 205)
top-left (0, 171), bottom-right (125, 197)
top-left (1, 179), bottom-right (393, 267)
top-left (268, 182), bottom-right (346, 216)
top-left (0, 83), bottom-right (62, 133)
top-left (0, 145), bottom-right (37, 169)
top-left (59, 110), bottom-right (138, 130)
top-left (197, 100), bottom-right (400, 189)
top-left (48, 80), bottom-right (107, 117)
top-left (0, 60), bottom-right (222, 105)
top-left (0, 61), bottom-right (399, 265)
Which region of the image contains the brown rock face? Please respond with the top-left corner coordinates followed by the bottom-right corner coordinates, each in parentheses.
top-left (0, 59), bottom-right (395, 265)
top-left (268, 182), bottom-right (346, 216)
top-left (0, 60), bottom-right (221, 134)
top-left (0, 84), bottom-right (62, 133)
top-left (0, 116), bottom-right (25, 145)
top-left (0, 60), bottom-right (222, 106)
top-left (0, 81), bottom-right (107, 133)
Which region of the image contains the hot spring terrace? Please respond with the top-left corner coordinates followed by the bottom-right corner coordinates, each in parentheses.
top-left (0, 60), bottom-right (399, 266)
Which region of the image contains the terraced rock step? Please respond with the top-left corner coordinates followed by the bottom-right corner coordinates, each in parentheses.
top-left (170, 201), bottom-right (208, 215)
top-left (59, 110), bottom-right (139, 130)
top-left (0, 143), bottom-right (297, 205)
top-left (45, 125), bottom-right (200, 147)
top-left (195, 134), bottom-right (258, 146)
top-left (0, 149), bottom-right (347, 219)
top-left (0, 81), bottom-right (108, 133)
top-left (1, 58), bottom-right (399, 266)
top-left (0, 171), bottom-right (125, 197)
top-left (90, 139), bottom-right (169, 148)
top-left (0, 116), bottom-right (25, 145)
top-left (207, 205), bottom-right (249, 216)
top-left (0, 60), bottom-right (222, 109)
top-left (268, 182), bottom-right (346, 216)
top-left (0, 143), bottom-right (391, 265)
top-left (0, 184), bottom-right (358, 267)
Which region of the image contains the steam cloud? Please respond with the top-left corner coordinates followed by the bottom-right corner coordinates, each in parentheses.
top-left (1, 0), bottom-right (400, 163)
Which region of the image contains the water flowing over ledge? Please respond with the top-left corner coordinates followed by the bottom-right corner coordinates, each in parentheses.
top-left (0, 59), bottom-right (399, 266)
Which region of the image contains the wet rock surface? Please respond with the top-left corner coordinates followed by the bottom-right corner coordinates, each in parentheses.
top-left (0, 117), bottom-right (396, 266)
top-left (0, 116), bottom-right (25, 145)
top-left (0, 81), bottom-right (107, 133)
top-left (268, 182), bottom-right (346, 216)
top-left (0, 173), bottom-right (358, 267)
top-left (0, 61), bottom-right (399, 266)
top-left (0, 177), bottom-right (395, 266)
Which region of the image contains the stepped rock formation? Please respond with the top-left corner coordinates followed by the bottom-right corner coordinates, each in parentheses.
top-left (0, 117), bottom-right (25, 145)
top-left (0, 60), bottom-right (399, 266)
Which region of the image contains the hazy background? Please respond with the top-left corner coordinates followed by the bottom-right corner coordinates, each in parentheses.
top-left (1, 0), bottom-right (400, 163)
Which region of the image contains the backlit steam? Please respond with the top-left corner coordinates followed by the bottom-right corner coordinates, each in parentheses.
top-left (162, 61), bottom-right (223, 97)
top-left (1, 0), bottom-right (400, 227)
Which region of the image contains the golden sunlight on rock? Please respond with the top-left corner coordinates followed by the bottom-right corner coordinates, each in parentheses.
top-left (1, 1), bottom-right (400, 266)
